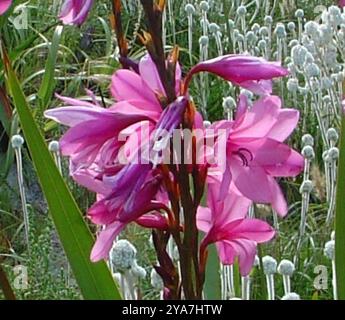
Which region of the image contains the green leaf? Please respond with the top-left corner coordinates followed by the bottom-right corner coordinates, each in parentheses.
top-left (335, 115), bottom-right (345, 300)
top-left (203, 246), bottom-right (221, 299)
top-left (37, 25), bottom-right (63, 109)
top-left (1, 47), bottom-right (121, 300)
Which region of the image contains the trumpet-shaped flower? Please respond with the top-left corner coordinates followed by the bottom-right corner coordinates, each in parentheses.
top-left (59, 0), bottom-right (94, 26)
top-left (197, 182), bottom-right (275, 276)
top-left (185, 55), bottom-right (288, 95)
top-left (210, 94), bottom-right (304, 216)
top-left (0, 0), bottom-right (12, 15)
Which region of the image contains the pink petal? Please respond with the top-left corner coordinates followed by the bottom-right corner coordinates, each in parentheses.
top-left (267, 109), bottom-right (300, 142)
top-left (111, 69), bottom-right (158, 106)
top-left (0, 0), bottom-right (12, 15)
top-left (226, 218), bottom-right (275, 243)
top-left (265, 149), bottom-right (304, 177)
top-left (196, 206), bottom-right (212, 233)
top-left (90, 221), bottom-right (126, 262)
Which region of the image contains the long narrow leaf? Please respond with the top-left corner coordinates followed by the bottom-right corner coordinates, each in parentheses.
top-left (37, 26), bottom-right (63, 109)
top-left (1, 46), bottom-right (121, 300)
top-left (335, 115), bottom-right (345, 300)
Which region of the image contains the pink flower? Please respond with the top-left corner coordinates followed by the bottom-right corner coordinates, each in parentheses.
top-left (340, 0), bottom-right (345, 8)
top-left (210, 94), bottom-right (304, 216)
top-left (197, 181), bottom-right (275, 276)
top-left (88, 97), bottom-right (189, 262)
top-left (59, 0), bottom-right (94, 26)
top-left (0, 0), bottom-right (12, 15)
top-left (185, 55), bottom-right (288, 95)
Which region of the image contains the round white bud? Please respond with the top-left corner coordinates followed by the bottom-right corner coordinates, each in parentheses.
top-left (111, 240), bottom-right (137, 273)
top-left (262, 256), bottom-right (277, 275)
top-left (287, 22), bottom-right (296, 31)
top-left (327, 128), bottom-right (339, 142)
top-left (223, 97), bottom-right (236, 111)
top-left (259, 26), bottom-right (268, 36)
top-left (277, 259), bottom-right (295, 276)
top-left (209, 23), bottom-right (220, 34)
top-left (295, 9), bottom-right (304, 19)
top-left (48, 140), bottom-right (60, 153)
top-left (258, 39), bottom-right (267, 50)
top-left (199, 35), bottom-right (209, 46)
top-left (228, 19), bottom-right (235, 29)
top-left (264, 15), bottom-right (273, 25)
top-left (287, 78), bottom-right (299, 92)
top-left (324, 240), bottom-right (335, 260)
top-left (302, 134), bottom-right (314, 147)
top-left (251, 23), bottom-right (260, 33)
top-left (299, 180), bottom-right (313, 194)
top-left (131, 261), bottom-right (147, 279)
top-left (200, 1), bottom-right (209, 12)
top-left (302, 145), bottom-right (315, 159)
top-left (11, 135), bottom-right (24, 149)
top-left (237, 5), bottom-right (247, 16)
top-left (275, 23), bottom-right (286, 38)
top-left (305, 63), bottom-right (320, 78)
top-left (291, 45), bottom-right (308, 66)
top-left (203, 120), bottom-right (212, 128)
top-left (185, 4), bottom-right (195, 15)
top-left (328, 147), bottom-right (339, 160)
top-left (281, 292), bottom-right (301, 300)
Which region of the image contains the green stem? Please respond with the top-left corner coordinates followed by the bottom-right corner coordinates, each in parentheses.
top-left (335, 115), bottom-right (345, 300)
top-left (0, 264), bottom-right (16, 300)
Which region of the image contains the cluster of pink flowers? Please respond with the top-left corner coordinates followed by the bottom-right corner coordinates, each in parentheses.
top-left (46, 49), bottom-right (303, 275)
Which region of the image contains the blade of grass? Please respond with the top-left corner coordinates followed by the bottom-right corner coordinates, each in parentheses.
top-left (335, 114), bottom-right (345, 300)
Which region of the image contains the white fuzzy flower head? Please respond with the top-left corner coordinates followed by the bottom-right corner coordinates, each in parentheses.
top-left (259, 26), bottom-right (268, 37)
top-left (291, 45), bottom-right (307, 66)
top-left (281, 292), bottom-right (301, 300)
top-left (131, 261), bottom-right (147, 279)
top-left (295, 9), bottom-right (304, 19)
top-left (150, 268), bottom-right (164, 290)
top-left (321, 77), bottom-right (333, 90)
top-left (228, 19), bottom-right (235, 29)
top-left (200, 1), bottom-right (209, 12)
top-left (258, 39), bottom-right (267, 50)
top-left (209, 22), bottom-right (219, 34)
top-left (319, 24), bottom-right (333, 45)
top-left (287, 22), bottom-right (296, 31)
top-left (251, 23), bottom-right (260, 33)
top-left (237, 5), bottom-right (247, 16)
top-left (327, 128), bottom-right (339, 143)
top-left (299, 180), bottom-right (313, 194)
top-left (185, 3), bottom-right (195, 15)
top-left (11, 135), bottom-right (24, 149)
top-left (223, 96), bottom-right (236, 111)
top-left (287, 78), bottom-right (299, 92)
top-left (111, 240), bottom-right (137, 273)
top-left (199, 35), bottom-right (209, 46)
top-left (262, 256), bottom-right (277, 275)
top-left (302, 134), bottom-right (314, 147)
top-left (48, 140), bottom-right (60, 153)
top-left (275, 23), bottom-right (286, 38)
top-left (302, 145), bottom-right (315, 160)
top-left (289, 40), bottom-right (299, 49)
top-left (264, 15), bottom-right (273, 25)
top-left (305, 63), bottom-right (320, 78)
top-left (324, 240), bottom-right (335, 260)
top-left (246, 31), bottom-right (256, 43)
top-left (277, 259), bottom-right (295, 276)
top-left (203, 120), bottom-right (212, 128)
top-left (305, 21), bottom-right (320, 39)
top-left (328, 147), bottom-right (339, 161)
top-left (323, 95), bottom-right (331, 105)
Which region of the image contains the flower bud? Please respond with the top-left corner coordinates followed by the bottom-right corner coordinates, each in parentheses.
top-left (11, 135), bottom-right (24, 149)
top-left (277, 259), bottom-right (295, 276)
top-left (262, 256), bottom-right (277, 275)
